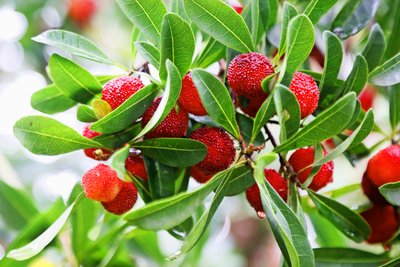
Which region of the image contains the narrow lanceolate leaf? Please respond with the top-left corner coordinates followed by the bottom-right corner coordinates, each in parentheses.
top-left (369, 52), bottom-right (400, 87)
top-left (277, 2), bottom-right (298, 58)
top-left (7, 194), bottom-right (83, 261)
top-left (135, 41), bottom-right (161, 68)
top-left (390, 84), bottom-right (400, 131)
top-left (32, 30), bottom-right (112, 64)
top-left (332, 0), bottom-right (379, 39)
top-left (110, 145), bottom-right (130, 180)
top-left (384, 2), bottom-right (400, 60)
top-left (254, 153), bottom-right (315, 267)
top-left (223, 165), bottom-right (254, 196)
top-left (14, 116), bottom-right (102, 155)
top-left (267, 0), bottom-right (279, 28)
top-left (362, 24), bottom-right (386, 71)
top-left (237, 113), bottom-right (265, 147)
top-left (304, 0), bottom-right (338, 24)
top-left (243, 0), bottom-right (270, 45)
top-left (90, 84), bottom-right (159, 134)
top-left (192, 38), bottom-right (226, 69)
top-left (251, 93), bottom-right (275, 143)
top-left (183, 0), bottom-right (254, 53)
top-left (307, 190), bottom-right (370, 242)
top-left (379, 182), bottom-right (400, 206)
top-left (314, 248), bottom-right (388, 267)
top-left (49, 54), bottom-right (102, 104)
top-left (275, 93), bottom-right (357, 152)
top-left (31, 84), bottom-right (76, 114)
top-left (134, 61), bottom-right (182, 140)
top-left (132, 138), bottom-right (207, 168)
top-left (76, 105), bottom-right (97, 122)
top-left (159, 13), bottom-right (195, 81)
top-left (319, 31), bottom-right (343, 106)
top-left (341, 55), bottom-right (368, 96)
top-left (116, 0), bottom-right (167, 46)
top-left (380, 256), bottom-right (400, 267)
top-left (331, 0), bottom-right (361, 31)
top-left (281, 15), bottom-right (315, 83)
top-left (192, 69), bottom-right (240, 138)
top-left (274, 85), bottom-right (300, 141)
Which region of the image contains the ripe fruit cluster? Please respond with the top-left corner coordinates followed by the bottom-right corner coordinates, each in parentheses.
top-left (68, 0), bottom-right (97, 27)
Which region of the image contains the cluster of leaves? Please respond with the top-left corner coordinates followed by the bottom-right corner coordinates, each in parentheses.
top-left (3, 0), bottom-right (400, 266)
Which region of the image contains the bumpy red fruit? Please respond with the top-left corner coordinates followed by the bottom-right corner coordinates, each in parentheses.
top-left (178, 73), bottom-right (208, 116)
top-left (82, 124), bottom-right (112, 161)
top-left (141, 97), bottom-right (189, 139)
top-left (190, 127), bottom-right (236, 172)
top-left (236, 93), bottom-right (268, 117)
top-left (366, 145), bottom-right (400, 187)
top-left (82, 164), bottom-right (123, 202)
top-left (361, 205), bottom-right (399, 244)
top-left (289, 72), bottom-right (320, 119)
top-left (101, 76), bottom-right (144, 110)
top-left (361, 173), bottom-right (388, 205)
top-left (358, 85), bottom-right (376, 111)
top-left (289, 147), bottom-right (334, 191)
top-left (68, 0), bottom-right (96, 26)
top-left (190, 166), bottom-right (215, 184)
top-left (102, 182), bottom-right (138, 215)
top-left (125, 153), bottom-right (148, 180)
top-left (246, 169), bottom-right (288, 217)
top-left (227, 52), bottom-right (274, 98)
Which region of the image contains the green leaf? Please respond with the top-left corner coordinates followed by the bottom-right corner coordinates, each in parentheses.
top-left (369, 52), bottom-right (400, 87)
top-left (31, 84), bottom-right (76, 114)
top-left (191, 69), bottom-right (240, 138)
top-left (280, 15), bottom-right (315, 83)
top-left (7, 194), bottom-right (83, 261)
top-left (0, 180), bottom-right (38, 230)
top-left (110, 145), bottom-right (130, 180)
top-left (254, 153), bottom-right (315, 267)
top-left (304, 0), bottom-right (338, 24)
top-left (341, 54), bottom-right (369, 96)
top-left (380, 257), bottom-right (400, 267)
top-left (92, 124), bottom-right (141, 150)
top-left (390, 84), bottom-right (400, 131)
top-left (362, 24), bottom-right (386, 71)
top-left (274, 85), bottom-right (300, 142)
top-left (159, 13), bottom-right (195, 81)
top-left (332, 0), bottom-right (379, 39)
top-left (383, 2), bottom-right (400, 60)
top-left (314, 248), bottom-right (388, 266)
top-left (192, 38), bottom-right (226, 69)
top-left (90, 83), bottom-right (159, 134)
top-left (92, 99), bottom-right (112, 119)
top-left (224, 165), bottom-right (254, 196)
top-left (132, 138), bottom-right (207, 168)
top-left (274, 93), bottom-right (356, 152)
top-left (379, 182), bottom-right (400, 206)
top-left (307, 190), bottom-right (370, 242)
top-left (244, 0), bottom-right (270, 45)
top-left (251, 93), bottom-right (275, 143)
top-left (77, 105), bottom-right (97, 122)
top-left (32, 30), bottom-right (112, 64)
top-left (14, 116), bottom-right (102, 155)
top-left (319, 31), bottom-right (343, 107)
top-left (237, 113), bottom-right (265, 147)
top-left (135, 41), bottom-right (160, 68)
top-left (183, 0), bottom-right (254, 53)
top-left (116, 0), bottom-right (167, 46)
top-left (49, 54), bottom-right (102, 104)
top-left (277, 2), bottom-right (298, 58)
top-left (331, 0), bottom-right (361, 31)
top-left (134, 61), bottom-right (182, 140)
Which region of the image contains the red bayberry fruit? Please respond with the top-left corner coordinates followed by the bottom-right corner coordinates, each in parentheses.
top-left (82, 124), bottom-right (112, 161)
top-left (366, 144), bottom-right (400, 187)
top-left (361, 205), bottom-right (399, 244)
top-left (361, 173), bottom-right (388, 205)
top-left (101, 76), bottom-right (144, 110)
top-left (125, 153), bottom-right (148, 180)
top-left (102, 181), bottom-right (138, 215)
top-left (246, 169), bottom-right (288, 218)
top-left (190, 166), bottom-right (215, 184)
top-left (289, 147), bottom-right (334, 191)
top-left (82, 164), bottom-right (123, 202)
top-left (68, 0), bottom-right (96, 26)
top-left (358, 85), bottom-right (376, 111)
top-left (178, 73), bottom-right (208, 116)
top-left (190, 127), bottom-right (236, 172)
top-left (289, 72), bottom-right (320, 119)
top-left (227, 52), bottom-right (274, 98)
top-left (236, 93), bottom-right (268, 117)
top-left (141, 97), bottom-right (189, 139)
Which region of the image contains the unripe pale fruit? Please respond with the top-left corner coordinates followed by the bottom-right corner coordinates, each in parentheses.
top-left (246, 169), bottom-right (288, 218)
top-left (68, 0), bottom-right (96, 26)
top-left (102, 181), bottom-right (138, 215)
top-left (190, 127), bottom-right (236, 172)
top-left (360, 205), bottom-right (399, 244)
top-left (101, 76), bottom-right (144, 110)
top-left (82, 124), bottom-right (112, 161)
top-left (236, 93), bottom-right (267, 117)
top-left (358, 85), bottom-right (376, 111)
top-left (141, 97), bottom-right (189, 139)
top-left (289, 147), bottom-right (334, 191)
top-left (82, 164), bottom-right (123, 202)
top-left (366, 145), bottom-right (400, 187)
top-left (190, 166), bottom-right (215, 184)
top-left (125, 153), bottom-right (148, 180)
top-left (361, 173), bottom-right (388, 205)
top-left (178, 73), bottom-right (208, 116)
top-left (289, 72), bottom-right (320, 119)
top-left (227, 52), bottom-right (274, 98)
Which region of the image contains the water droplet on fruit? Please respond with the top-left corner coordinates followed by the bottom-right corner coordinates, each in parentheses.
top-left (257, 211), bottom-right (266, 219)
